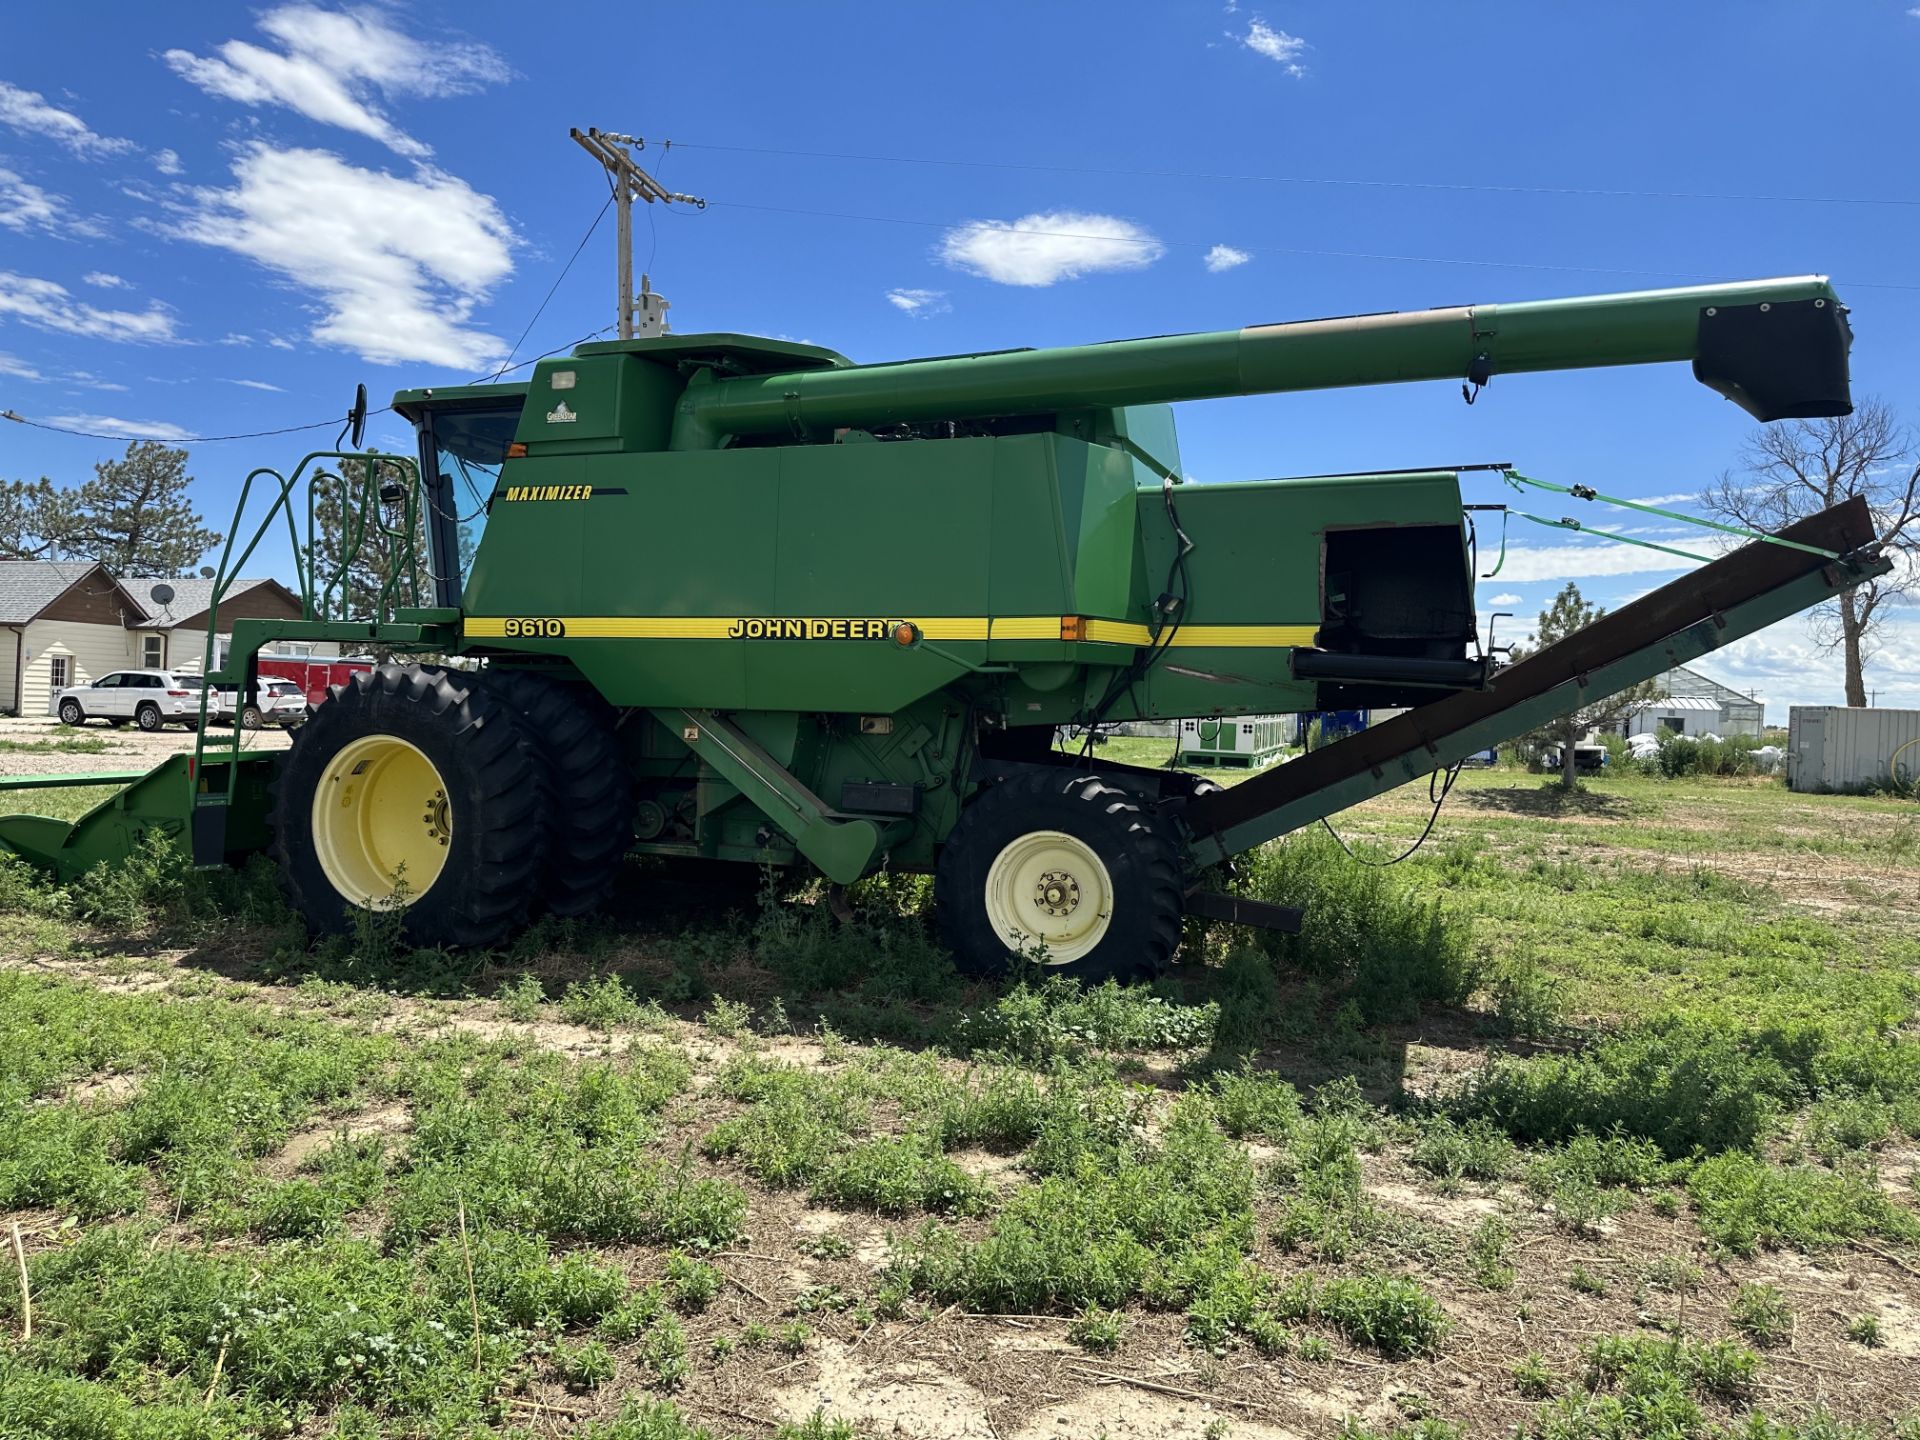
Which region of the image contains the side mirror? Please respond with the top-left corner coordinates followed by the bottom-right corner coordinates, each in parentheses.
top-left (347, 382), bottom-right (368, 449)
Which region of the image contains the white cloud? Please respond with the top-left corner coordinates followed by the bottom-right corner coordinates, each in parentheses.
top-left (64, 371), bottom-right (129, 392)
top-left (1238, 19), bottom-right (1308, 76)
top-left (1491, 541), bottom-right (1706, 584)
top-left (0, 168), bottom-right (64, 233)
top-left (1486, 592), bottom-right (1523, 607)
top-left (940, 211), bottom-right (1163, 287)
top-left (1204, 243), bottom-right (1251, 273)
top-left (1632, 491), bottom-right (1697, 508)
top-left (164, 5), bottom-right (505, 160)
top-left (47, 413), bottom-right (191, 441)
top-left (225, 377), bottom-right (285, 392)
top-left (176, 143), bottom-right (514, 369)
top-left (0, 351), bottom-right (42, 381)
top-left (0, 81), bottom-right (134, 158)
top-left (0, 271), bottom-right (177, 342)
top-left (885, 287), bottom-right (949, 317)
top-left (267, 336), bottom-right (296, 351)
top-left (82, 271), bottom-right (128, 289)
top-left (221, 333), bottom-right (254, 346)
top-left (152, 148), bottom-right (184, 177)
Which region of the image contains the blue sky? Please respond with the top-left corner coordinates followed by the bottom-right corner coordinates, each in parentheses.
top-left (3, 1), bottom-right (1918, 718)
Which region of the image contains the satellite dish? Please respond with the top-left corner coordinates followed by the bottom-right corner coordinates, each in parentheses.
top-left (347, 382), bottom-right (368, 449)
top-left (199, 566), bottom-right (216, 580)
top-left (149, 582), bottom-right (176, 608)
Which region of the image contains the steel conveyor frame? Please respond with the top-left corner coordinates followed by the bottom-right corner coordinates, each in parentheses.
top-left (1184, 497), bottom-right (1888, 865)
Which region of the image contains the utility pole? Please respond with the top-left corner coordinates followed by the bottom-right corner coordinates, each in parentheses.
top-left (569, 128), bottom-right (705, 340)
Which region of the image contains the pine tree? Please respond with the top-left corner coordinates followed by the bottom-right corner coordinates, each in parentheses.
top-left (74, 442), bottom-right (220, 577)
top-left (0, 477), bottom-right (86, 559)
top-left (1524, 583), bottom-right (1660, 790)
top-left (310, 457), bottom-right (436, 649)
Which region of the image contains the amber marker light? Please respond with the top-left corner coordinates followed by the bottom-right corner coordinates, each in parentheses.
top-left (1060, 615), bottom-right (1087, 641)
top-left (506, 442), bottom-right (528, 458)
top-left (891, 622), bottom-right (919, 646)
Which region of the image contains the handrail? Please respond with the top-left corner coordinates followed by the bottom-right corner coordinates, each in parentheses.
top-left (190, 447), bottom-right (421, 811)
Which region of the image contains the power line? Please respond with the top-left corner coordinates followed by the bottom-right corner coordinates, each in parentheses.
top-left (699, 196), bottom-right (1920, 293)
top-left (673, 139), bottom-right (1920, 210)
top-left (0, 411), bottom-right (358, 444)
top-left (482, 192), bottom-right (615, 382)
top-left (2, 326), bottom-right (619, 446)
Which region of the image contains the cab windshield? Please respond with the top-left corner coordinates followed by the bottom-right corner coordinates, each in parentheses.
top-left (416, 401), bottom-right (523, 605)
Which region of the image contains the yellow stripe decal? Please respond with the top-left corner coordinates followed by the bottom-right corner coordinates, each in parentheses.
top-left (466, 616), bottom-right (1319, 647)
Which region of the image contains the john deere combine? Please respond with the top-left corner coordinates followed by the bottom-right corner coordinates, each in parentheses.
top-left (0, 275), bottom-right (1888, 980)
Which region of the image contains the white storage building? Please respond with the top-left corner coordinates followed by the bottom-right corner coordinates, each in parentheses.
top-left (1787, 706), bottom-right (1920, 793)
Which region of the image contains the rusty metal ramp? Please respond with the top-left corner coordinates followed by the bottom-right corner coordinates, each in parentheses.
top-left (1184, 496), bottom-right (1886, 864)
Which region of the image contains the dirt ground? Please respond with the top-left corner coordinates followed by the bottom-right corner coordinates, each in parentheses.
top-left (0, 712), bottom-right (293, 777)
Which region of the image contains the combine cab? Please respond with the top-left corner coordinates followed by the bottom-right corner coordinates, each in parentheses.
top-left (0, 276), bottom-right (1889, 980)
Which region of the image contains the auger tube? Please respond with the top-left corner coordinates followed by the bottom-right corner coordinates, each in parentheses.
top-left (670, 276), bottom-right (1850, 447)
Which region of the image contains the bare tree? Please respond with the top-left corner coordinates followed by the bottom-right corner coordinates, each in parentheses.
top-left (1704, 399), bottom-right (1919, 707)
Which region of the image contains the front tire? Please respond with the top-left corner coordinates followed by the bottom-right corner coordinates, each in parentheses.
top-left (270, 664), bottom-right (551, 948)
top-left (934, 770), bottom-right (1185, 983)
top-left (57, 699), bottom-right (85, 726)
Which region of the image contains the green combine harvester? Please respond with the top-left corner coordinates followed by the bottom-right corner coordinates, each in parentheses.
top-left (0, 275), bottom-right (1890, 980)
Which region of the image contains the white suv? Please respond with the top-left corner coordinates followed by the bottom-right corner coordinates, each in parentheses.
top-left (55, 669), bottom-right (211, 731)
top-left (232, 677), bottom-right (309, 730)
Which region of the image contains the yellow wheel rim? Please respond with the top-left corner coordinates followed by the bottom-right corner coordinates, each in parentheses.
top-left (311, 734), bottom-right (452, 907)
top-left (983, 829), bottom-right (1113, 964)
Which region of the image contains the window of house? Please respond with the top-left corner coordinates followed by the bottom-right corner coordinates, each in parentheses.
top-left (143, 635), bottom-right (164, 669)
top-left (49, 656), bottom-right (70, 690)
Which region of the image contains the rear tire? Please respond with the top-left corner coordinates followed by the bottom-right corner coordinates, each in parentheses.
top-left (481, 669), bottom-right (633, 918)
top-left (57, 699), bottom-right (85, 726)
top-left (240, 705), bottom-right (263, 730)
top-left (934, 769), bottom-right (1185, 983)
top-left (270, 664), bottom-right (551, 948)
top-left (135, 703), bottom-right (162, 732)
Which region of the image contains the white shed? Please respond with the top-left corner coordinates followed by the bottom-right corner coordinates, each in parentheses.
top-left (1787, 706), bottom-right (1920, 793)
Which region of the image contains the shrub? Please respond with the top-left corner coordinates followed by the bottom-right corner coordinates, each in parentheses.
top-left (813, 1137), bottom-right (993, 1218)
top-left (1704, 1284), bottom-right (1784, 1354)
top-left (1410, 1118), bottom-right (1515, 1184)
top-left (1067, 1306), bottom-right (1125, 1354)
top-left (956, 977), bottom-right (1217, 1061)
top-left (1687, 1152), bottom-right (1920, 1254)
top-left (555, 1337), bottom-right (617, 1390)
top-left (1451, 1017), bottom-right (1792, 1158)
top-left (1238, 830), bottom-right (1479, 1023)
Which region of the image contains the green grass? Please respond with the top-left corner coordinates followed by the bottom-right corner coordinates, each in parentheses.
top-left (0, 729), bottom-right (111, 755)
top-left (1, 754), bottom-right (1918, 1435)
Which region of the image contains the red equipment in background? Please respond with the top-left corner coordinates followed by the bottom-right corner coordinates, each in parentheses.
top-left (255, 656), bottom-right (374, 709)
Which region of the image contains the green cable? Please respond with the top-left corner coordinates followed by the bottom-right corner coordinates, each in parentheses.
top-left (1502, 470), bottom-right (1843, 561)
top-left (1511, 510), bottom-right (1711, 563)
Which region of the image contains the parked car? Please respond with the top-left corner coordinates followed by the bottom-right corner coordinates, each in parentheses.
top-left (234, 677), bottom-right (309, 730)
top-left (55, 669), bottom-right (208, 731)
top-left (199, 676), bottom-right (309, 729)
top-left (1544, 741), bottom-right (1609, 773)
top-left (256, 655), bottom-right (375, 710)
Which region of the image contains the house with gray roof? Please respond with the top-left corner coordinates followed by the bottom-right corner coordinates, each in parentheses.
top-left (0, 560), bottom-right (325, 717)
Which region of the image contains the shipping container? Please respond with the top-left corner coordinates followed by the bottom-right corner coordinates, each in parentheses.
top-left (1176, 715), bottom-right (1290, 768)
top-left (1786, 705), bottom-right (1920, 793)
